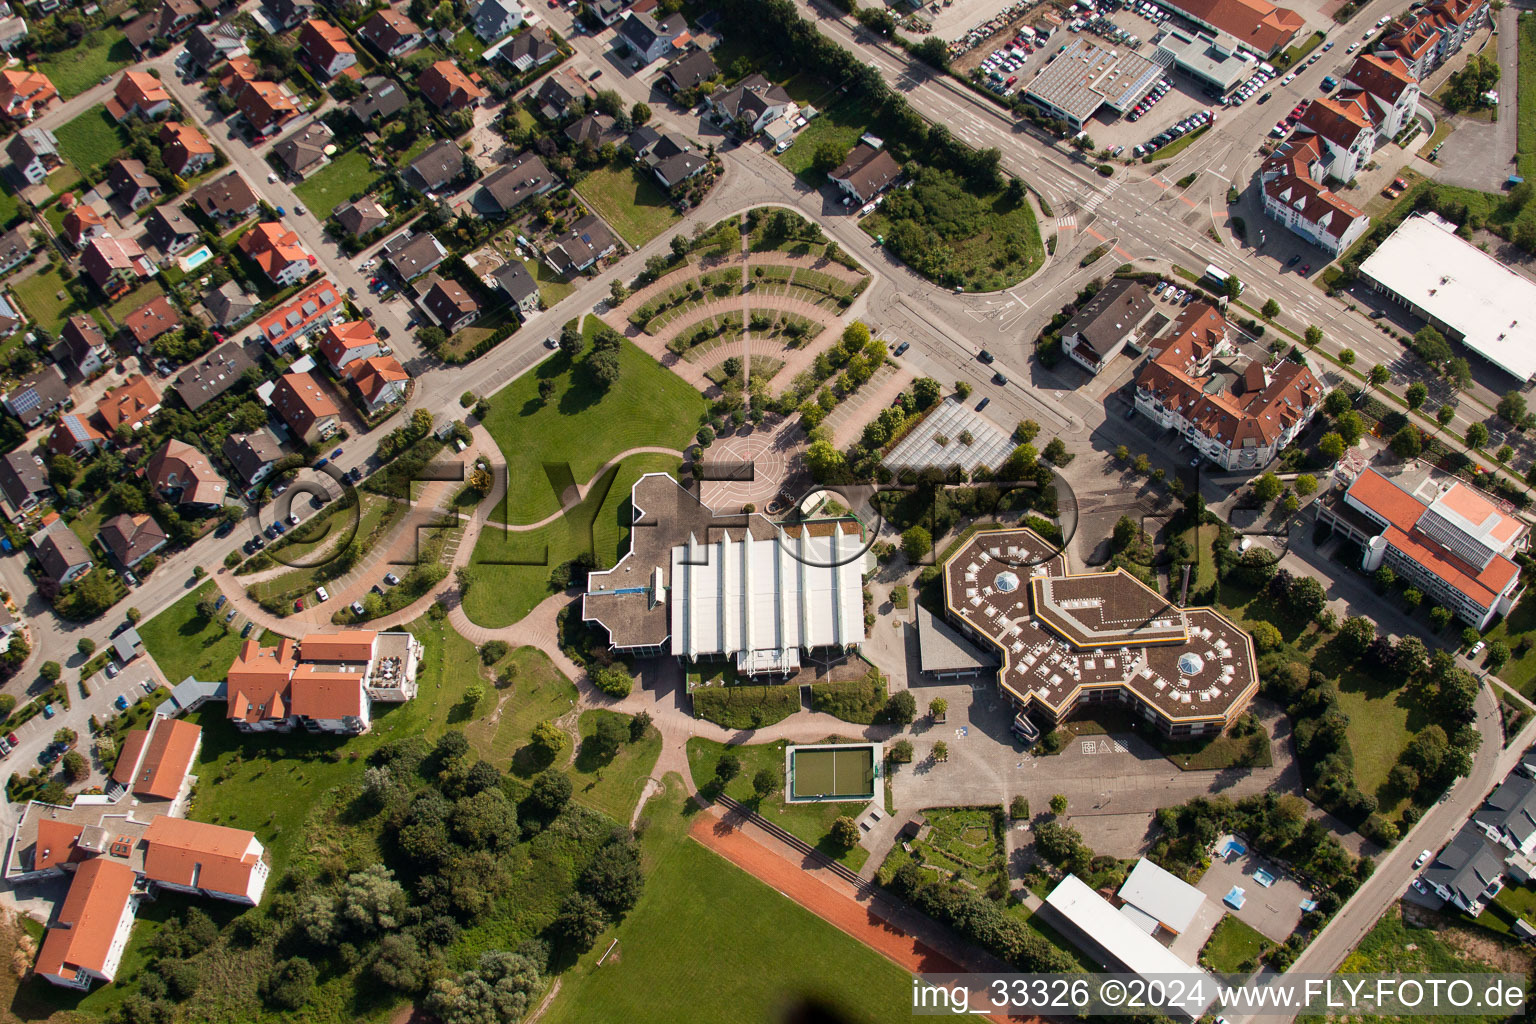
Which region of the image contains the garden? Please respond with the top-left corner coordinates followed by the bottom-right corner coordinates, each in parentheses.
top-left (294, 149), bottom-right (380, 217)
top-left (574, 163), bottom-right (680, 248)
top-left (53, 104), bottom-right (130, 177)
top-left (876, 805), bottom-right (1006, 896)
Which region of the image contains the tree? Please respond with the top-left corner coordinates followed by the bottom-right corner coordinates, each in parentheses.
top-left (901, 525), bottom-right (932, 561)
top-left (888, 739), bottom-right (914, 763)
top-left (538, 379), bottom-right (556, 403)
top-left (531, 720), bottom-right (566, 757)
top-left (811, 139), bottom-right (845, 174)
top-left (1374, 566), bottom-right (1396, 591)
top-left (929, 697), bottom-right (948, 719)
top-left (804, 439), bottom-right (845, 482)
top-left (1250, 621), bottom-right (1283, 653)
top-left (426, 951), bottom-right (541, 1024)
top-left (715, 752), bottom-right (741, 784)
top-left (61, 750), bottom-right (88, 782)
top-left (558, 322), bottom-right (584, 356)
top-left (586, 713), bottom-right (627, 760)
top-left (1224, 275), bottom-right (1242, 300)
top-left (339, 863), bottom-right (407, 934)
top-left (1289, 576), bottom-right (1327, 618)
top-left (1319, 432), bottom-right (1346, 461)
top-left (1437, 404), bottom-right (1456, 430)
top-left (830, 816), bottom-right (860, 848)
top-left (1498, 390), bottom-right (1528, 425)
top-left (580, 836), bottom-right (644, 916)
top-left (261, 958), bottom-right (317, 1010)
top-left (1339, 615), bottom-right (1375, 656)
top-left (479, 640), bottom-right (509, 665)
top-left (913, 377), bottom-right (942, 409)
top-left (1467, 422), bottom-right (1489, 449)
top-left (1411, 325), bottom-right (1452, 365)
top-left (1406, 382), bottom-right (1428, 409)
top-left (527, 769), bottom-right (572, 816)
top-left (884, 689), bottom-right (916, 725)
top-left (1294, 473), bottom-right (1318, 497)
top-left (932, 740), bottom-right (948, 761)
top-left (1339, 349), bottom-right (1356, 365)
top-left (1487, 640), bottom-right (1511, 671)
top-left (1253, 472), bottom-right (1282, 503)
top-left (40, 661), bottom-right (60, 682)
top-left (752, 768), bottom-right (776, 798)
top-left (955, 380), bottom-right (972, 400)
top-left (1390, 425), bottom-right (1422, 458)
top-left (629, 710), bottom-right (651, 741)
top-left (1368, 364), bottom-right (1390, 392)
top-left (630, 101), bottom-right (651, 125)
top-left (1447, 357), bottom-right (1473, 392)
top-left (1049, 794), bottom-right (1068, 815)
top-left (589, 348), bottom-right (621, 389)
top-left (591, 664), bottom-right (632, 697)
top-left (1304, 325), bottom-right (1324, 348)
top-left (77, 638), bottom-right (95, 658)
top-left (1010, 795), bottom-right (1030, 819)
top-left (1261, 298), bottom-right (1281, 320)
top-left (913, 34), bottom-right (950, 68)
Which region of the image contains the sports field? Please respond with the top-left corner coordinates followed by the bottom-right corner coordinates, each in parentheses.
top-left (790, 745), bottom-right (875, 801)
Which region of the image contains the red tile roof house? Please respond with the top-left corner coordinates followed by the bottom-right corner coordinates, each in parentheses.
top-left (1378, 0), bottom-right (1488, 79)
top-left (253, 277), bottom-right (343, 355)
top-left (0, 70), bottom-right (58, 124)
top-left (298, 18), bottom-right (357, 80)
top-left (358, 8), bottom-right (422, 57)
top-left (1133, 302), bottom-right (1323, 472)
top-left (238, 221), bottom-right (316, 287)
top-left (96, 374), bottom-right (162, 434)
top-left (348, 354), bottom-right (410, 413)
top-left (81, 237), bottom-right (154, 300)
top-left (60, 206), bottom-right (108, 250)
top-left (148, 437), bottom-right (227, 509)
top-left (1258, 135), bottom-right (1370, 256)
top-left (419, 59), bottom-right (487, 112)
top-left (106, 71), bottom-right (173, 122)
top-left (317, 319), bottom-right (382, 372)
top-left (33, 858), bottom-right (139, 989)
top-left (271, 371), bottom-right (340, 444)
top-left (1293, 94), bottom-right (1376, 184)
top-left (224, 630), bottom-right (421, 733)
top-left (233, 75), bottom-right (300, 137)
top-left (1339, 52), bottom-right (1421, 145)
top-left (157, 121), bottom-right (215, 176)
top-left (46, 414), bottom-right (106, 459)
top-left (106, 157), bottom-right (161, 212)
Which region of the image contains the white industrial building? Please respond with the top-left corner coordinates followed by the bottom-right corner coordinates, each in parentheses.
top-left (1117, 858), bottom-right (1208, 936)
top-left (1358, 214), bottom-right (1536, 382)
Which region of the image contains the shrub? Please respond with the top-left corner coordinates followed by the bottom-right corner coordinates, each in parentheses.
top-left (478, 640), bottom-right (509, 665)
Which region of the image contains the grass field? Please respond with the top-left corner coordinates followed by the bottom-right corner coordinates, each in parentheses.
top-left (478, 319), bottom-right (704, 525)
top-left (464, 451), bottom-right (679, 629)
top-left (138, 581), bottom-right (249, 685)
top-left (577, 163), bottom-right (681, 248)
top-left (1482, 596), bottom-right (1536, 697)
top-left (294, 149), bottom-right (379, 217)
top-left (35, 29), bottom-right (134, 99)
top-left (462, 644), bottom-right (579, 769)
top-left (541, 775), bottom-right (916, 1024)
top-left (1518, 14), bottom-right (1536, 178)
top-left (107, 279), bottom-right (166, 322)
top-left (685, 737), bottom-right (870, 871)
top-left (12, 264), bottom-right (89, 334)
top-left (53, 105), bottom-right (130, 175)
top-left (569, 709), bottom-right (663, 822)
top-left (0, 183), bottom-right (20, 230)
top-left (1200, 914), bottom-right (1271, 972)
top-left (777, 94), bottom-right (866, 183)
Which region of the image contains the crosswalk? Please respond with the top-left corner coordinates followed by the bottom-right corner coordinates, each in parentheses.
top-left (1055, 213), bottom-right (1077, 230)
top-left (1080, 178), bottom-right (1122, 216)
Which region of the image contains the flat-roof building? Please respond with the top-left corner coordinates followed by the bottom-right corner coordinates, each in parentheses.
top-left (1117, 857), bottom-right (1208, 935)
top-left (942, 528), bottom-right (1258, 740)
top-left (1153, 28), bottom-right (1251, 94)
top-left (1023, 39), bottom-right (1167, 128)
top-left (1359, 214), bottom-right (1536, 382)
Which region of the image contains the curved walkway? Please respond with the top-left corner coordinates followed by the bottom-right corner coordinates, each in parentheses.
top-left (486, 445), bottom-right (689, 533)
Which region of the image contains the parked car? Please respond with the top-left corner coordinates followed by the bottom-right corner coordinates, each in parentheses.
top-left (331, 448), bottom-right (344, 460)
top-left (214, 594), bottom-right (227, 610)
top-left (295, 599), bottom-right (305, 612)
top-left (1415, 849), bottom-right (1432, 867)
top-left (124, 570), bottom-right (138, 587)
top-left (893, 341), bottom-right (910, 356)
top-left (241, 621), bottom-right (254, 637)
top-left (1471, 640), bottom-right (1486, 656)
top-left (42, 703), bottom-right (55, 719)
top-left (351, 601), bottom-right (366, 615)
top-left (316, 586), bottom-right (330, 602)
top-left (384, 573), bottom-right (400, 586)
top-left (993, 372), bottom-right (1008, 385)
top-left (114, 695), bottom-right (130, 711)
top-left (978, 349), bottom-right (995, 363)
top-left (105, 662), bottom-right (120, 678)
top-left (224, 608), bottom-right (237, 622)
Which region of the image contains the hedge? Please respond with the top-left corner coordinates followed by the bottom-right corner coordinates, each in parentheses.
top-left (690, 684), bottom-right (799, 730)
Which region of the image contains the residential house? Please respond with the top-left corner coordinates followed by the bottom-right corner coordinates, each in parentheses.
top-left (589, 0), bottom-right (624, 25)
top-left (707, 73), bottom-right (791, 135)
top-left (272, 120), bottom-right (332, 179)
top-left (335, 197), bottom-right (388, 237)
top-left (222, 428), bottom-right (281, 485)
top-left (2, 365), bottom-right (67, 426)
top-left (543, 214), bottom-right (618, 276)
top-left (144, 205), bottom-right (198, 257)
top-left (1133, 303), bottom-right (1323, 472)
top-left (203, 280), bottom-right (259, 328)
top-left (122, 295), bottom-right (181, 349)
top-left (382, 230), bottom-right (447, 282)
top-left (490, 260), bottom-right (540, 318)
top-left (107, 71), bottom-right (172, 122)
top-left (828, 142), bottom-right (901, 203)
top-left (157, 121), bottom-right (214, 177)
top-left (0, 9), bottom-right (27, 52)
top-left (615, 9), bottom-right (687, 66)
top-left (59, 316), bottom-right (109, 379)
top-left (239, 222), bottom-right (315, 287)
top-left (407, 139), bottom-right (468, 194)
top-left (99, 512), bottom-right (168, 568)
top-left (535, 68), bottom-right (593, 121)
top-left (298, 18), bottom-right (355, 79)
top-left (499, 27), bottom-right (558, 72)
top-left (271, 371), bottom-right (340, 444)
top-left (1059, 278), bottom-right (1158, 374)
top-left (122, 0), bottom-right (203, 53)
top-left (46, 414), bottom-right (106, 459)
top-left (0, 292), bottom-right (20, 338)
top-left (1378, 0), bottom-right (1488, 80)
top-left (6, 126), bottom-right (59, 185)
top-left (1340, 52), bottom-right (1421, 145)
top-left (32, 859), bottom-right (138, 989)
top-left (60, 207), bottom-right (107, 250)
top-left (419, 275), bottom-right (480, 331)
top-left (172, 340), bottom-right (254, 411)
top-left (660, 48), bottom-right (717, 93)
top-left (184, 21), bottom-right (247, 71)
top-left (347, 355), bottom-right (409, 413)
top-left (358, 9), bottom-right (421, 56)
top-left (81, 237), bottom-right (154, 299)
top-left (645, 132), bottom-right (705, 189)
top-left (471, 0), bottom-right (523, 42)
top-left (348, 77), bottom-right (408, 125)
top-left (96, 375), bottom-right (162, 434)
top-left (148, 438), bottom-right (227, 509)
top-left (1425, 822), bottom-right (1506, 915)
top-left (1292, 94), bottom-right (1375, 184)
top-left (0, 224), bottom-right (32, 274)
top-left (252, 278), bottom-right (343, 355)
top-left (267, 0), bottom-right (316, 30)
top-left (106, 158), bottom-right (161, 212)
top-left (0, 69), bottom-right (55, 122)
top-left (224, 630), bottom-right (422, 734)
top-left (235, 77), bottom-right (299, 137)
top-left (1477, 773), bottom-right (1536, 857)
top-left (625, 125), bottom-right (660, 155)
top-left (419, 59), bottom-right (487, 112)
top-left (0, 450), bottom-right (48, 515)
top-left (565, 112), bottom-right (614, 148)
top-left (1258, 135), bottom-right (1370, 255)
top-left (190, 171), bottom-right (260, 226)
top-left (317, 319), bottom-right (382, 372)
top-left (471, 150), bottom-right (555, 217)
top-left (33, 524), bottom-right (92, 584)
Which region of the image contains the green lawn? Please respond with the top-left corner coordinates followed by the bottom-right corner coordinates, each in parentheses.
top-left (107, 279), bottom-right (166, 322)
top-left (462, 644), bottom-right (579, 770)
top-left (1479, 599), bottom-right (1536, 697)
top-left (0, 184), bottom-right (20, 230)
top-left (684, 737), bottom-right (870, 871)
top-left (576, 163), bottom-right (681, 248)
top-left (138, 581), bottom-right (248, 685)
top-left (69, 497), bottom-right (109, 551)
top-left (778, 95), bottom-right (867, 183)
top-left (878, 806), bottom-right (1004, 893)
top-left (479, 321), bottom-right (704, 525)
top-left (35, 29), bottom-right (134, 99)
top-left (570, 709), bottom-right (663, 822)
top-left (1518, 13), bottom-right (1536, 178)
top-left (1200, 914), bottom-right (1271, 972)
top-left (12, 264), bottom-right (90, 334)
top-left (541, 775), bottom-right (916, 1024)
top-left (53, 104), bottom-right (130, 176)
top-left (522, 254), bottom-right (574, 308)
top-left (294, 148), bottom-right (379, 217)
top-left (464, 451), bottom-right (679, 629)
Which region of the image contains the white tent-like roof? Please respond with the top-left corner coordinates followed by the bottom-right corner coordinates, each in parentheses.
top-left (1117, 857), bottom-right (1208, 935)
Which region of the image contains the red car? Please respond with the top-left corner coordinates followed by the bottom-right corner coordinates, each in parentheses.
top-left (5, 732), bottom-right (16, 746)
top-left (1006, 75), bottom-right (1018, 86)
top-left (294, 599), bottom-right (305, 612)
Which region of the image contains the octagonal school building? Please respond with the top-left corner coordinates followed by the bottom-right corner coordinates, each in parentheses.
top-left (939, 528), bottom-right (1258, 743)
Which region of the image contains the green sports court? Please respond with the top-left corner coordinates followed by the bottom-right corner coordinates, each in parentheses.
top-left (785, 743), bottom-right (879, 802)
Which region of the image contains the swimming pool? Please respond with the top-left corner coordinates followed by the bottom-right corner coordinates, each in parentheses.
top-left (178, 245), bottom-right (213, 272)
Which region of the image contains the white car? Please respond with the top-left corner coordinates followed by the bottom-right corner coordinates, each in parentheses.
top-left (1414, 849), bottom-right (1432, 867)
top-left (315, 586), bottom-right (330, 602)
top-left (1471, 640), bottom-right (1486, 656)
top-left (351, 601), bottom-right (366, 615)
